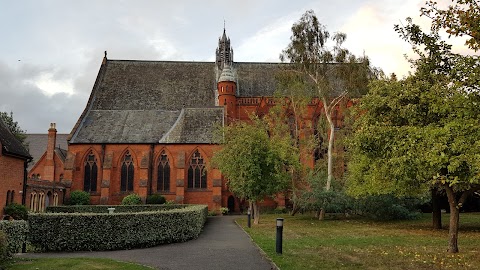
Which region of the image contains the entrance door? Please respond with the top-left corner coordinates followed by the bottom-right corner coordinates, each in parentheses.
top-left (227, 196), bottom-right (235, 213)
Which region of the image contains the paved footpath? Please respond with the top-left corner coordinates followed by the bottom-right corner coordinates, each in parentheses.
top-left (20, 216), bottom-right (276, 270)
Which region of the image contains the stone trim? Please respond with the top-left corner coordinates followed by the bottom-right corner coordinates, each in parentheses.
top-left (213, 179), bottom-right (222, 187)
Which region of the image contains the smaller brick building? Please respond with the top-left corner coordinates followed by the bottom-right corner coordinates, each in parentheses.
top-left (0, 118), bottom-right (31, 216)
top-left (26, 123), bottom-right (66, 212)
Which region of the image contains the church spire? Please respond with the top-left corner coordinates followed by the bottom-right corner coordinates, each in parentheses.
top-left (216, 26), bottom-right (233, 70)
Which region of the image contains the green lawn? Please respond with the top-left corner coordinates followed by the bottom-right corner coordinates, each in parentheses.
top-left (4, 258), bottom-right (153, 270)
top-left (237, 213), bottom-right (480, 270)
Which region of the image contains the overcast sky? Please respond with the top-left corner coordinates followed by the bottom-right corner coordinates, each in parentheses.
top-left (0, 0), bottom-right (462, 133)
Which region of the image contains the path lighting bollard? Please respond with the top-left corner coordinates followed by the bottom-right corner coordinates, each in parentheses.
top-left (247, 208), bottom-right (251, 228)
top-left (276, 218), bottom-right (284, 254)
top-left (107, 207), bottom-right (115, 214)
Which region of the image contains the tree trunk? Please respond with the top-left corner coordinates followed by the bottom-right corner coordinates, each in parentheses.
top-left (432, 187), bottom-right (442, 230)
top-left (447, 201), bottom-right (460, 253)
top-left (290, 203), bottom-right (299, 216)
top-left (444, 186), bottom-right (460, 253)
top-left (325, 110), bottom-right (335, 191)
top-left (253, 201), bottom-right (260, 224)
top-left (318, 208), bottom-right (325, 220)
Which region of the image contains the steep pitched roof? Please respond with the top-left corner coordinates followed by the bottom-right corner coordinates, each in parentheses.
top-left (69, 59), bottom-right (283, 144)
top-left (0, 118), bottom-right (31, 159)
top-left (25, 133), bottom-right (68, 168)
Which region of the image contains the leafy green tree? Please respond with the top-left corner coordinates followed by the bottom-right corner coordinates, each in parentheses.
top-left (421, 0), bottom-right (480, 51)
top-left (347, 74), bottom-right (480, 253)
top-left (271, 72), bottom-right (317, 215)
top-left (211, 117), bottom-right (298, 224)
top-left (0, 111), bottom-right (27, 146)
top-left (349, 0), bottom-right (480, 253)
top-left (280, 10), bottom-right (372, 219)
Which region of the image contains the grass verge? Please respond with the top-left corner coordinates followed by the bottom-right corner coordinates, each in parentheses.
top-left (237, 213), bottom-right (480, 270)
top-left (3, 257), bottom-right (153, 270)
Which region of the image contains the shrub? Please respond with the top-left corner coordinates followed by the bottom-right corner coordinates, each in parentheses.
top-left (220, 207), bottom-right (229, 215)
top-left (146, 194), bottom-right (166, 205)
top-left (0, 220), bottom-right (28, 255)
top-left (4, 203), bottom-right (28, 220)
top-left (354, 194), bottom-right (422, 221)
top-left (46, 204), bottom-right (187, 213)
top-left (0, 231), bottom-right (7, 264)
top-left (121, 194), bottom-right (142, 205)
top-left (28, 205), bottom-right (208, 251)
top-left (68, 190), bottom-right (90, 205)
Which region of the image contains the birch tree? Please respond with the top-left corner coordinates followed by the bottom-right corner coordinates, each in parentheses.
top-left (280, 10), bottom-right (371, 219)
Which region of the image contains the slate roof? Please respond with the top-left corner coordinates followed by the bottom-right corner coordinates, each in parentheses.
top-left (159, 108), bottom-right (224, 144)
top-left (0, 118), bottom-right (31, 159)
top-left (25, 134), bottom-right (69, 168)
top-left (69, 59), bottom-right (283, 144)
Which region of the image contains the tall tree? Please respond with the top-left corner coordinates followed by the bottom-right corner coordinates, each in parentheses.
top-left (211, 117), bottom-right (298, 224)
top-left (0, 111), bottom-right (27, 146)
top-left (280, 10), bottom-right (371, 219)
top-left (273, 71), bottom-right (316, 215)
top-left (348, 0), bottom-right (480, 253)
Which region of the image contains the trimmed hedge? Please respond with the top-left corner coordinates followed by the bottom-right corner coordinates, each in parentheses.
top-left (0, 220), bottom-right (28, 255)
top-left (29, 205), bottom-right (208, 251)
top-left (0, 230), bottom-right (7, 263)
top-left (46, 204), bottom-right (187, 213)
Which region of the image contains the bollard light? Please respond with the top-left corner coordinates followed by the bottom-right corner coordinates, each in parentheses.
top-left (247, 208), bottom-right (252, 228)
top-left (276, 218), bottom-right (284, 254)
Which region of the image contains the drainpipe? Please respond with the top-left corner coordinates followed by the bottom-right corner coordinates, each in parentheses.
top-left (22, 160), bottom-right (29, 205)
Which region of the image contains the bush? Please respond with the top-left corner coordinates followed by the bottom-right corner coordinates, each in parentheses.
top-left (121, 194), bottom-right (142, 205)
top-left (68, 190), bottom-right (90, 205)
top-left (354, 194), bottom-right (422, 221)
top-left (46, 204), bottom-right (187, 213)
top-left (0, 220), bottom-right (28, 255)
top-left (146, 194), bottom-right (166, 205)
top-left (4, 203), bottom-right (28, 220)
top-left (28, 205), bottom-right (208, 251)
top-left (0, 231), bottom-right (7, 264)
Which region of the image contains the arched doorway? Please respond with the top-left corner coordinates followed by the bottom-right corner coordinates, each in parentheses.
top-left (227, 196), bottom-right (235, 213)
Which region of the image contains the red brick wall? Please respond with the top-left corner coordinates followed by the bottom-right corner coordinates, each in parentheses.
top-left (65, 144), bottom-right (223, 209)
top-left (0, 154), bottom-right (25, 213)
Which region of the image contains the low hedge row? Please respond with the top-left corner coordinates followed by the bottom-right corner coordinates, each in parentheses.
top-left (29, 205), bottom-right (208, 251)
top-left (0, 220), bottom-right (28, 255)
top-left (46, 204), bottom-right (187, 213)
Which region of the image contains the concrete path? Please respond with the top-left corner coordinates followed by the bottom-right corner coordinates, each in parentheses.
top-left (20, 216), bottom-right (276, 270)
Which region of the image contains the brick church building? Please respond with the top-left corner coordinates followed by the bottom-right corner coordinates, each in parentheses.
top-left (62, 29), bottom-right (345, 211)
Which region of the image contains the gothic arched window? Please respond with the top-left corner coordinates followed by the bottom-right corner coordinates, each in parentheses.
top-left (157, 151), bottom-right (170, 192)
top-left (84, 152), bottom-right (98, 192)
top-left (121, 151), bottom-right (134, 192)
top-left (188, 150), bottom-right (207, 189)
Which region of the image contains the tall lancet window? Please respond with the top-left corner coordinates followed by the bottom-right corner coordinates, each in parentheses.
top-left (188, 150), bottom-right (207, 189)
top-left (157, 151), bottom-right (170, 192)
top-left (121, 151), bottom-right (134, 192)
top-left (84, 151), bottom-right (98, 192)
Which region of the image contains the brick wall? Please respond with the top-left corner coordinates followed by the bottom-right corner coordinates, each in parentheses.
top-left (0, 154), bottom-right (25, 213)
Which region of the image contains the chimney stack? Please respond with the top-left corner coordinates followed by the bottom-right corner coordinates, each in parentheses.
top-left (43, 123), bottom-right (57, 181)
